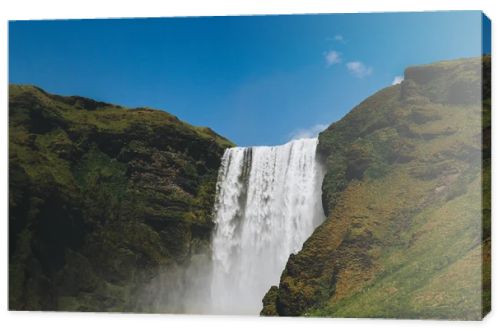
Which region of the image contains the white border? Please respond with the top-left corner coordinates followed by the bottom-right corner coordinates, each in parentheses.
top-left (1, 1), bottom-right (497, 334)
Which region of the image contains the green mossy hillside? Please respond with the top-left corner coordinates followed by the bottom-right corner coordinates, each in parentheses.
top-left (262, 56), bottom-right (490, 320)
top-left (9, 85), bottom-right (232, 311)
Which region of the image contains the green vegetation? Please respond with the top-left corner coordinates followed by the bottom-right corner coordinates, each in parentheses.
top-left (9, 85), bottom-right (232, 311)
top-left (261, 56), bottom-right (490, 320)
top-left (9, 56), bottom-right (490, 319)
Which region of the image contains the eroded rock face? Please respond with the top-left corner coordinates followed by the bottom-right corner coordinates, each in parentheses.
top-left (262, 56), bottom-right (490, 320)
top-left (9, 85), bottom-right (232, 311)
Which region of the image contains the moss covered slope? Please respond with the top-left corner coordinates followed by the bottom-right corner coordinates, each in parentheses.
top-left (9, 85), bottom-right (232, 311)
top-left (262, 56), bottom-right (490, 320)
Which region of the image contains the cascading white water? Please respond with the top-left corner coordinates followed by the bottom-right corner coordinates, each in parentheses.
top-left (209, 138), bottom-right (325, 314)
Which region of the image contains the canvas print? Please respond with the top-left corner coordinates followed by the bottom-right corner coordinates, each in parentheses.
top-left (8, 11), bottom-right (491, 320)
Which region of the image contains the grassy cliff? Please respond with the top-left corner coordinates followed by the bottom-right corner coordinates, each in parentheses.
top-left (261, 56), bottom-right (490, 320)
top-left (9, 85), bottom-right (232, 311)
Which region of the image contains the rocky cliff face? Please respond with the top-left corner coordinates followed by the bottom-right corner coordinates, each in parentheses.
top-left (9, 85), bottom-right (232, 311)
top-left (262, 56), bottom-right (491, 320)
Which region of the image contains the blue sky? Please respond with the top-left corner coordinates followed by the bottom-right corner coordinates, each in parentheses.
top-left (9, 11), bottom-right (489, 146)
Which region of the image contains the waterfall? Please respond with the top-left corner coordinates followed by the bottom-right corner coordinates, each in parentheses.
top-left (208, 138), bottom-right (325, 314)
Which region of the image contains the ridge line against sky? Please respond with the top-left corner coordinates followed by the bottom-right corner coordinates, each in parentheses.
top-left (9, 11), bottom-right (489, 146)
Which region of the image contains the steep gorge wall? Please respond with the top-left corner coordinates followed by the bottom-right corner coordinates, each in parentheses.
top-left (9, 85), bottom-right (232, 311)
top-left (262, 56), bottom-right (491, 319)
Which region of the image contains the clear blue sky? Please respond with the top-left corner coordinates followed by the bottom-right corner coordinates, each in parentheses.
top-left (9, 11), bottom-right (489, 146)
